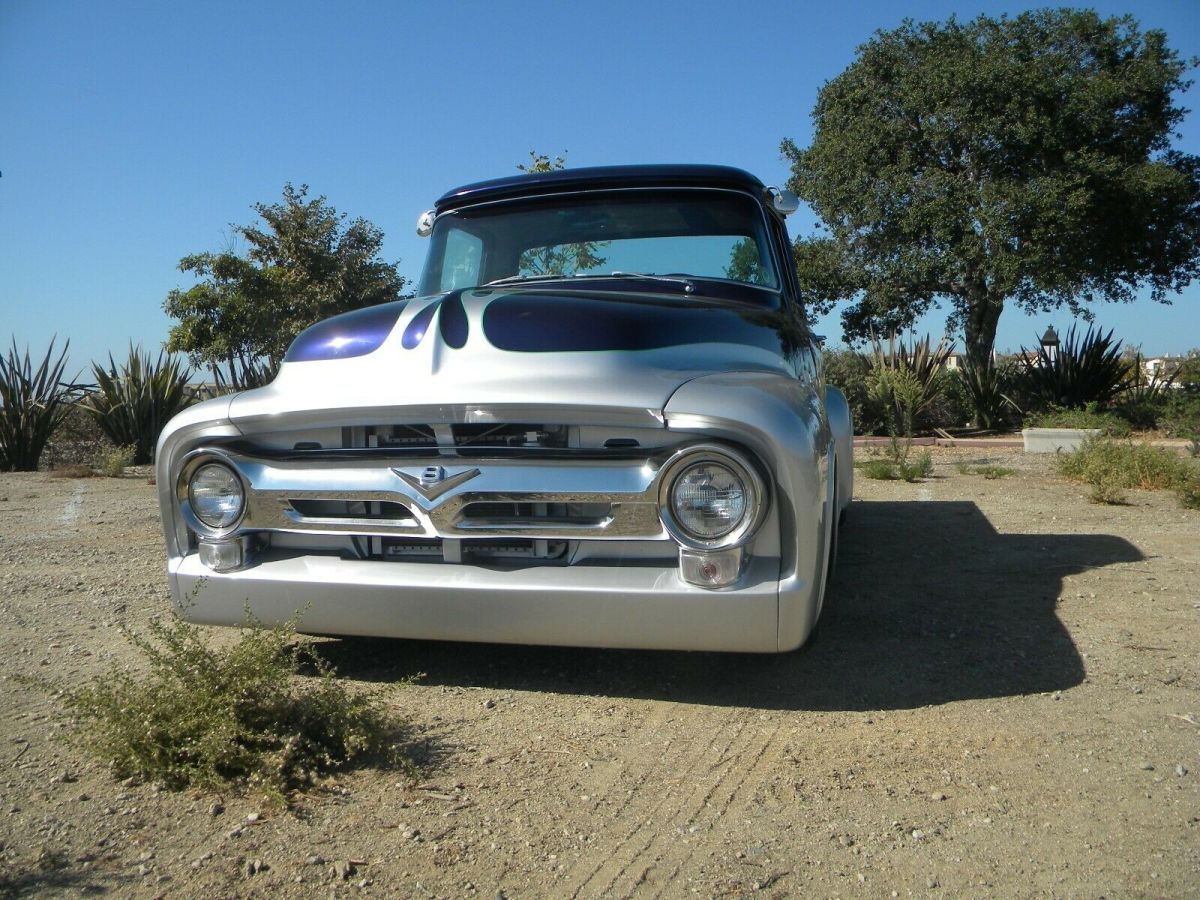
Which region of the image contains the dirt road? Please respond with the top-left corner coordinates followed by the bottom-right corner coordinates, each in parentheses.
top-left (1, 447), bottom-right (1197, 897)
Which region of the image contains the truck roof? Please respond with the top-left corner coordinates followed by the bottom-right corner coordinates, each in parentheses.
top-left (434, 164), bottom-right (766, 211)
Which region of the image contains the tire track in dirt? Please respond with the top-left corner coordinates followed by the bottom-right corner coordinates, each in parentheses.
top-left (566, 706), bottom-right (764, 898)
top-left (644, 718), bottom-right (785, 897)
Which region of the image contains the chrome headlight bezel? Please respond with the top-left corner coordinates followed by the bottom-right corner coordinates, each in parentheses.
top-left (657, 444), bottom-right (767, 551)
top-left (176, 450), bottom-right (246, 538)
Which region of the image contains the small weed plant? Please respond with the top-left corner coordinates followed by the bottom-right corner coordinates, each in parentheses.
top-left (954, 462), bottom-right (1016, 479)
top-left (858, 448), bottom-right (933, 482)
top-left (1057, 438), bottom-right (1200, 508)
top-left (49, 463), bottom-right (97, 479)
top-left (94, 444), bottom-right (135, 477)
top-left (51, 610), bottom-right (413, 801)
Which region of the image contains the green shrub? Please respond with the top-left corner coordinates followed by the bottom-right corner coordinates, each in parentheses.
top-left (824, 349), bottom-right (886, 435)
top-left (0, 338), bottom-right (79, 471)
top-left (857, 457), bottom-right (899, 480)
top-left (1160, 391), bottom-right (1200, 444)
top-left (1026, 405), bottom-right (1132, 436)
top-left (1112, 353), bottom-right (1178, 429)
top-left (899, 449), bottom-right (934, 482)
top-left (921, 368), bottom-right (975, 432)
top-left (51, 613), bottom-right (412, 801)
top-left (1057, 437), bottom-right (1200, 508)
top-left (81, 345), bottom-right (194, 465)
top-left (94, 444), bottom-right (136, 477)
top-left (1021, 324), bottom-right (1128, 410)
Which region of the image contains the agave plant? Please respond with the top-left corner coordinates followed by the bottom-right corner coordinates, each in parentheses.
top-left (81, 345), bottom-right (194, 465)
top-left (958, 358), bottom-right (1019, 430)
top-left (868, 330), bottom-right (954, 418)
top-left (1021, 324), bottom-right (1128, 410)
top-left (209, 356), bottom-right (278, 395)
top-left (0, 338), bottom-right (80, 471)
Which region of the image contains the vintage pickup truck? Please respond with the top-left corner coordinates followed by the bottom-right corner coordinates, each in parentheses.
top-left (157, 164), bottom-right (853, 652)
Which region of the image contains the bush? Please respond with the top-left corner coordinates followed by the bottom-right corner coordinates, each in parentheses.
top-left (1057, 437), bottom-right (1200, 508)
top-left (0, 338), bottom-right (79, 471)
top-left (826, 339), bottom-right (966, 435)
top-left (1021, 324), bottom-right (1127, 411)
top-left (94, 444), bottom-right (135, 477)
top-left (1160, 390), bottom-right (1200, 443)
top-left (43, 401), bottom-right (110, 469)
top-left (921, 368), bottom-right (975, 432)
top-left (81, 345), bottom-right (194, 465)
top-left (51, 613), bottom-right (412, 800)
top-left (824, 349), bottom-right (886, 435)
top-left (1025, 405), bottom-right (1132, 436)
top-left (857, 457), bottom-right (899, 480)
top-left (899, 449), bottom-right (934, 482)
top-left (1112, 352), bottom-right (1179, 429)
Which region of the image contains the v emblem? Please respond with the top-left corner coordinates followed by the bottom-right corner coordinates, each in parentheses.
top-left (391, 466), bottom-right (481, 502)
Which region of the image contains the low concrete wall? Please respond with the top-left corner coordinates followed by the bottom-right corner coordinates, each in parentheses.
top-left (1021, 428), bottom-right (1100, 453)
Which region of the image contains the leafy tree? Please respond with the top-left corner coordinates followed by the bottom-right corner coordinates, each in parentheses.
top-left (164, 184), bottom-right (407, 376)
top-left (782, 9), bottom-right (1200, 370)
top-left (724, 239), bottom-right (772, 285)
top-left (515, 152), bottom-right (607, 277)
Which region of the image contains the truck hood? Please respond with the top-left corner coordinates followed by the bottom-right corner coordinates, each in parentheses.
top-left (228, 287), bottom-right (803, 428)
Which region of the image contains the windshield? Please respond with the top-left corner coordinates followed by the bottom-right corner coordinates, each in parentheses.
top-left (418, 190), bottom-right (780, 296)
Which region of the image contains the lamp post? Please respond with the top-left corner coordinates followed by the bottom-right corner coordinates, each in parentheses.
top-left (1040, 326), bottom-right (1060, 363)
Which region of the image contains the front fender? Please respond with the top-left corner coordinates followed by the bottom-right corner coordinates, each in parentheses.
top-left (664, 371), bottom-right (829, 650)
top-left (825, 384), bottom-right (854, 517)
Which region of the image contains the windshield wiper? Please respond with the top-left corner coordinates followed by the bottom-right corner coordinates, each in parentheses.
top-left (483, 271), bottom-right (697, 292)
top-left (484, 274), bottom-right (586, 286)
top-left (607, 272), bottom-right (696, 292)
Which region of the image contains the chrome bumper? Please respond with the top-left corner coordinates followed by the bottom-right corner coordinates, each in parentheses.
top-left (169, 551), bottom-right (786, 653)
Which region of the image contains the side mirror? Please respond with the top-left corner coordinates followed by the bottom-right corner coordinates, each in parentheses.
top-left (766, 187), bottom-right (799, 217)
top-left (416, 209), bottom-right (436, 237)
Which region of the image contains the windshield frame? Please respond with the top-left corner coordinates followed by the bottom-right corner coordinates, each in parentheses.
top-left (418, 187), bottom-right (785, 304)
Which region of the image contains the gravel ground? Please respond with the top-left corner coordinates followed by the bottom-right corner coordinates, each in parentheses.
top-left (0, 445), bottom-right (1197, 898)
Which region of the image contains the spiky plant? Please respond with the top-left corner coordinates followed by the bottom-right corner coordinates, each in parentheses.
top-left (209, 356), bottom-right (278, 395)
top-left (0, 338), bottom-right (79, 471)
top-left (81, 345), bottom-right (194, 465)
top-left (868, 330), bottom-right (954, 419)
top-left (1021, 324), bottom-right (1127, 410)
top-left (958, 358), bottom-right (1019, 430)
top-left (866, 331), bottom-right (954, 456)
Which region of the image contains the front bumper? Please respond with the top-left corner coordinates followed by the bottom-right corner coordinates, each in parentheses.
top-left (170, 551), bottom-right (785, 653)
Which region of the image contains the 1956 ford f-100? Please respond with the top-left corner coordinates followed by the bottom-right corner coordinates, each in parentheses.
top-left (156, 164), bottom-right (853, 652)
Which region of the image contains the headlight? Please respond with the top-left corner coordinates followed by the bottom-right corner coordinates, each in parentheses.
top-left (187, 462), bottom-right (244, 529)
top-left (670, 462), bottom-right (748, 539)
top-left (658, 446), bottom-right (765, 550)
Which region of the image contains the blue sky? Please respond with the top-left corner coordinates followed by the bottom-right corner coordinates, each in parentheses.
top-left (2, 0), bottom-right (1198, 374)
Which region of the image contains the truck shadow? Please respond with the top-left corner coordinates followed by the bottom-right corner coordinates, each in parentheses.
top-left (316, 500), bottom-right (1142, 711)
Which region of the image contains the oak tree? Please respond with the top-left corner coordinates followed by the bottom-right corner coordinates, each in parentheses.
top-left (783, 9), bottom-right (1200, 368)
